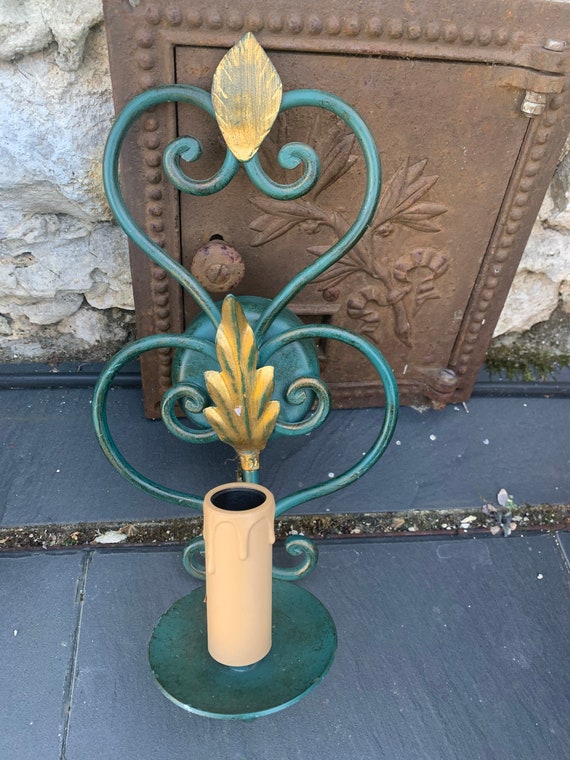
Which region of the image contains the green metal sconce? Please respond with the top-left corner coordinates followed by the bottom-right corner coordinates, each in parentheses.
top-left (93, 34), bottom-right (399, 719)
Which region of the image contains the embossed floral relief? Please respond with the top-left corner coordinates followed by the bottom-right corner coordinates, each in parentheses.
top-left (248, 115), bottom-right (449, 347)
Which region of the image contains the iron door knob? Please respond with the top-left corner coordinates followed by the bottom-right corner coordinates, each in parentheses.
top-left (191, 239), bottom-right (245, 293)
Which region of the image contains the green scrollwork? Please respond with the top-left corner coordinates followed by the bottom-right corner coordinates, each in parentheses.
top-left (273, 376), bottom-right (332, 436)
top-left (103, 85), bottom-right (222, 328)
top-left (162, 135), bottom-right (239, 196)
top-left (244, 142), bottom-right (320, 200)
top-left (182, 537), bottom-right (206, 579)
top-left (183, 533), bottom-right (318, 582)
top-left (96, 42), bottom-right (400, 580)
top-left (272, 536), bottom-right (319, 581)
top-left (259, 324), bottom-right (399, 516)
top-left (93, 333), bottom-right (222, 510)
top-left (253, 89), bottom-right (382, 341)
top-left (104, 84), bottom-right (381, 340)
top-left (160, 382), bottom-right (218, 444)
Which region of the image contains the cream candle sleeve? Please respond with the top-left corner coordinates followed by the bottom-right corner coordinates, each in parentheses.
top-left (203, 483), bottom-right (275, 667)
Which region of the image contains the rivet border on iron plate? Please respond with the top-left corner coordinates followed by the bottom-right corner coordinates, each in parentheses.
top-left (137, 5), bottom-right (518, 49)
top-left (451, 92), bottom-right (565, 377)
top-left (134, 25), bottom-right (176, 395)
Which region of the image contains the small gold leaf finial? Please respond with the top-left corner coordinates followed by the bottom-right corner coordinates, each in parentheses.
top-left (204, 296), bottom-right (280, 471)
top-left (212, 33), bottom-right (283, 162)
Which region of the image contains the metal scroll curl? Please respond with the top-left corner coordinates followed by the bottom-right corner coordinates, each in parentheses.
top-left (162, 134), bottom-right (239, 197)
top-left (103, 85), bottom-right (223, 329)
top-left (273, 375), bottom-right (332, 436)
top-left (182, 537), bottom-right (206, 579)
top-left (243, 143), bottom-right (320, 200)
top-left (259, 324), bottom-right (399, 516)
top-left (272, 536), bottom-right (319, 581)
top-left (92, 333), bottom-right (221, 510)
top-left (160, 382), bottom-right (217, 444)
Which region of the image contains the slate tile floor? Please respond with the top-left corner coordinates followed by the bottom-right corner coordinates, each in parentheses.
top-left (0, 388), bottom-right (569, 525)
top-left (2, 537), bottom-right (569, 760)
top-left (1, 385), bottom-right (569, 759)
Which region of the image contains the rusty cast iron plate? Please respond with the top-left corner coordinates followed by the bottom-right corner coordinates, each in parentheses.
top-left (102, 0), bottom-right (570, 417)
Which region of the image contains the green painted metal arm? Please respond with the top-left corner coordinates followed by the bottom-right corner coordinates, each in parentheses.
top-left (102, 85), bottom-right (228, 330)
top-left (254, 90), bottom-right (383, 341)
top-left (259, 325), bottom-right (399, 515)
top-left (93, 334), bottom-right (219, 510)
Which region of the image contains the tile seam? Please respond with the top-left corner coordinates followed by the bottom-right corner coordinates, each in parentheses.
top-left (59, 550), bottom-right (93, 760)
top-left (553, 532), bottom-right (570, 576)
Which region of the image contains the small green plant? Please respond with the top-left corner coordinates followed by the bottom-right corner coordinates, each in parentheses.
top-left (483, 488), bottom-right (518, 536)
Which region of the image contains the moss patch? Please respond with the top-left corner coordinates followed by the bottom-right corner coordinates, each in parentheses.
top-left (485, 344), bottom-right (570, 381)
top-left (487, 306), bottom-right (570, 381)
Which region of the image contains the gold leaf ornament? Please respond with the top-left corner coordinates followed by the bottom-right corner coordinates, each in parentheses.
top-left (204, 296), bottom-right (280, 471)
top-left (212, 33), bottom-right (283, 162)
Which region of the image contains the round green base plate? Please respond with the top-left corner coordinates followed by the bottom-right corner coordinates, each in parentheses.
top-left (149, 579), bottom-right (337, 720)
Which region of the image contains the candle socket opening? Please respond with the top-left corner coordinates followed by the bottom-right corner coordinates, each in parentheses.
top-left (211, 487), bottom-right (267, 512)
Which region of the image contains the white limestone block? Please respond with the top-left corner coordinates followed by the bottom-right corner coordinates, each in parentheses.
top-left (494, 270), bottom-right (561, 335)
top-left (0, 0), bottom-right (103, 70)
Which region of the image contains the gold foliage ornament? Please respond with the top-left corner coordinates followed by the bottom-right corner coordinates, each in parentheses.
top-left (212, 32), bottom-right (283, 162)
top-left (204, 296), bottom-right (280, 472)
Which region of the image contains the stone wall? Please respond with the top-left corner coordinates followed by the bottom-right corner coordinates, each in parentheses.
top-left (0, 1), bottom-right (568, 367)
top-left (493, 137), bottom-right (570, 364)
top-left (0, 3), bottom-right (134, 362)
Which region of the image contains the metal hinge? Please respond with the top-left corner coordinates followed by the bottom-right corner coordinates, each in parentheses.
top-left (520, 39), bottom-right (568, 117)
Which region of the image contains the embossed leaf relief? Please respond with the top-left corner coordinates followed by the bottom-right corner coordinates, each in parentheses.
top-left (248, 117), bottom-right (449, 347)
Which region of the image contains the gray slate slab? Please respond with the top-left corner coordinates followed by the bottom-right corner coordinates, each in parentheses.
top-left (64, 535), bottom-right (570, 760)
top-left (1, 388), bottom-right (568, 526)
top-left (0, 552), bottom-right (86, 760)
